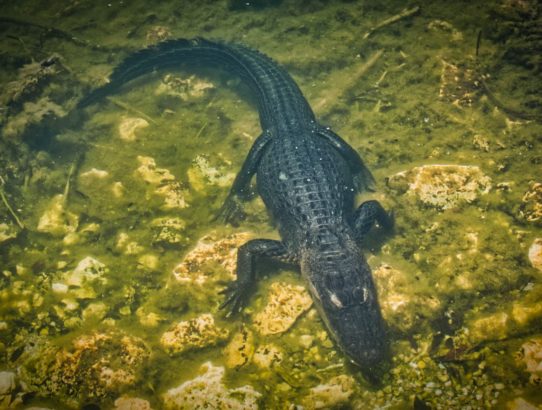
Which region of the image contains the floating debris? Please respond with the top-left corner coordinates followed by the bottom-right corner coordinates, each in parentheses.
top-left (253, 282), bottom-right (312, 335)
top-left (162, 362), bottom-right (261, 410)
top-left (160, 313), bottom-right (229, 355)
top-left (388, 164), bottom-right (492, 209)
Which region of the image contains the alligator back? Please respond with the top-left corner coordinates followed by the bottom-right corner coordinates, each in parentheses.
top-left (78, 38), bottom-right (315, 130)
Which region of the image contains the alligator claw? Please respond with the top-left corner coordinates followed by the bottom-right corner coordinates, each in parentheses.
top-left (215, 195), bottom-right (246, 226)
top-left (219, 281), bottom-right (250, 317)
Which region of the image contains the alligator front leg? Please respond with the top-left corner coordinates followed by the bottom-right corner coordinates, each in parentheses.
top-left (220, 239), bottom-right (292, 317)
top-left (316, 127), bottom-right (375, 192)
top-left (351, 200), bottom-right (394, 241)
top-left (217, 130), bottom-right (273, 224)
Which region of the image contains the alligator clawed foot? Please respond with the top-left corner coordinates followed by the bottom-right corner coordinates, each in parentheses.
top-left (219, 281), bottom-right (250, 317)
top-left (214, 195), bottom-right (246, 226)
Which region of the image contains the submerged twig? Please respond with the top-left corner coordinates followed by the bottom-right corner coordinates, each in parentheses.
top-left (0, 176), bottom-right (25, 230)
top-left (194, 122), bottom-right (208, 139)
top-left (362, 5), bottom-right (421, 40)
top-left (0, 16), bottom-right (106, 51)
top-left (106, 96), bottom-right (158, 125)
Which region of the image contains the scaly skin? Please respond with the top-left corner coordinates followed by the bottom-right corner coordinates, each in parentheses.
top-left (79, 38), bottom-right (393, 378)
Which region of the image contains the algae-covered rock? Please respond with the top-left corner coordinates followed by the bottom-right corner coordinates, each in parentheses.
top-left (15, 331), bottom-right (149, 408)
top-left (162, 362), bottom-right (261, 410)
top-left (155, 74), bottom-right (214, 101)
top-left (253, 282), bottom-right (312, 335)
top-left (135, 156), bottom-right (188, 209)
top-left (160, 313), bottom-right (229, 355)
top-left (517, 336), bottom-right (542, 385)
top-left (65, 256), bottom-right (107, 288)
top-left (118, 117), bottom-right (149, 141)
top-left (37, 194), bottom-right (79, 236)
top-left (388, 164), bottom-right (492, 209)
top-left (223, 327), bottom-right (254, 368)
top-left (151, 217), bottom-right (187, 246)
top-left (520, 182), bottom-right (542, 223)
top-left (114, 396), bottom-right (154, 410)
top-left (373, 264), bottom-right (440, 332)
top-left (301, 375), bottom-right (355, 410)
top-left (0, 371), bottom-right (17, 408)
top-left (0, 222), bottom-right (18, 243)
top-left (187, 155), bottom-right (235, 192)
top-left (529, 238), bottom-right (542, 273)
top-left (252, 344), bottom-right (283, 369)
top-left (145, 26), bottom-right (171, 44)
top-left (506, 398), bottom-right (540, 410)
top-left (3, 97), bottom-right (66, 139)
top-left (172, 231), bottom-right (252, 284)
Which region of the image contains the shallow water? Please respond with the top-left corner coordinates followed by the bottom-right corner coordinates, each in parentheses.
top-left (0, 0), bottom-right (541, 409)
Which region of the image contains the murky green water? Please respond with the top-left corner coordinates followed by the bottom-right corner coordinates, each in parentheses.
top-left (1, 0), bottom-right (541, 409)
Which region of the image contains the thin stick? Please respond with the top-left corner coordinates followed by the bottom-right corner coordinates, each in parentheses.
top-left (362, 6), bottom-right (421, 40)
top-left (106, 96), bottom-right (157, 125)
top-left (194, 122), bottom-right (208, 139)
top-left (0, 176), bottom-right (25, 229)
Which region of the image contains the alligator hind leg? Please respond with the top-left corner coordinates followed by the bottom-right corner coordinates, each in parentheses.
top-left (316, 127), bottom-right (375, 192)
top-left (220, 239), bottom-right (293, 317)
top-left (217, 130), bottom-right (273, 224)
top-left (351, 200), bottom-right (393, 241)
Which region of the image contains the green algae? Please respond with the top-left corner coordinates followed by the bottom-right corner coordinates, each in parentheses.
top-left (0, 0), bottom-right (542, 408)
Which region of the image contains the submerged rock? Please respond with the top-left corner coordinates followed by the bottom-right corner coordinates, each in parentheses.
top-left (388, 164), bottom-right (492, 209)
top-left (156, 74), bottom-right (214, 100)
top-left (162, 362), bottom-right (260, 410)
top-left (114, 396), bottom-right (154, 410)
top-left (118, 117), bottom-right (149, 141)
top-left (135, 156), bottom-right (188, 209)
top-left (160, 313), bottom-right (229, 355)
top-left (37, 194), bottom-right (79, 236)
top-left (520, 182), bottom-right (542, 223)
top-left (15, 331), bottom-right (149, 408)
top-left (151, 217), bottom-right (187, 246)
top-left (0, 222), bottom-right (18, 243)
top-left (223, 327), bottom-right (254, 368)
top-left (301, 375), bottom-right (355, 410)
top-left (253, 282), bottom-right (312, 335)
top-left (517, 336), bottom-right (542, 385)
top-left (172, 231), bottom-right (252, 284)
top-left (187, 155), bottom-right (235, 191)
top-left (252, 344), bottom-right (283, 369)
top-left (529, 238), bottom-right (542, 273)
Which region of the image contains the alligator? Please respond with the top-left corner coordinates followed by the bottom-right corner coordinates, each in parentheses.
top-left (78, 38), bottom-right (393, 378)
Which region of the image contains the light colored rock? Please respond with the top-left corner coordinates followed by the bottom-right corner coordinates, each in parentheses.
top-left (187, 155), bottom-right (235, 191)
top-left (0, 223), bottom-right (17, 243)
top-left (520, 182), bottom-right (542, 223)
top-left (112, 181), bottom-right (125, 198)
top-left (172, 231), bottom-right (252, 284)
top-left (145, 26), bottom-right (171, 44)
top-left (506, 397), bottom-right (540, 410)
top-left (518, 337), bottom-right (542, 385)
top-left (116, 232), bottom-right (144, 255)
top-left (52, 282), bottom-right (68, 294)
top-left (37, 194), bottom-right (79, 236)
top-left (118, 117), bottom-right (149, 141)
top-left (65, 256), bottom-right (107, 288)
top-left (82, 302), bottom-right (108, 321)
top-left (0, 371), bottom-right (16, 395)
top-left (138, 254), bottom-right (159, 270)
top-left (80, 168), bottom-right (109, 179)
top-left (156, 74), bottom-right (214, 100)
top-left (388, 165), bottom-right (492, 209)
top-left (114, 396), bottom-right (153, 410)
top-left (253, 282), bottom-right (312, 335)
top-left (301, 375), bottom-right (355, 410)
top-left (152, 217), bottom-right (186, 246)
top-left (160, 313), bottom-right (228, 354)
top-left (373, 264), bottom-right (440, 332)
top-left (529, 238), bottom-right (542, 273)
top-left (135, 156), bottom-right (187, 209)
top-left (223, 327), bottom-right (254, 368)
top-left (252, 344), bottom-right (283, 369)
top-left (136, 307), bottom-right (163, 327)
top-left (162, 362), bottom-right (260, 410)
top-left (468, 311), bottom-right (509, 344)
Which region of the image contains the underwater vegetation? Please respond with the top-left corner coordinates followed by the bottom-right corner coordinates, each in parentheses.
top-left (0, 0), bottom-right (542, 409)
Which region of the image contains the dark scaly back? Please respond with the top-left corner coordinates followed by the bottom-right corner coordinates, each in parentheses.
top-left (78, 38), bottom-right (316, 130)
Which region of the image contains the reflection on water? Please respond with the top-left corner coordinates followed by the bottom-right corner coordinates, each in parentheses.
top-left (0, 0), bottom-right (541, 408)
